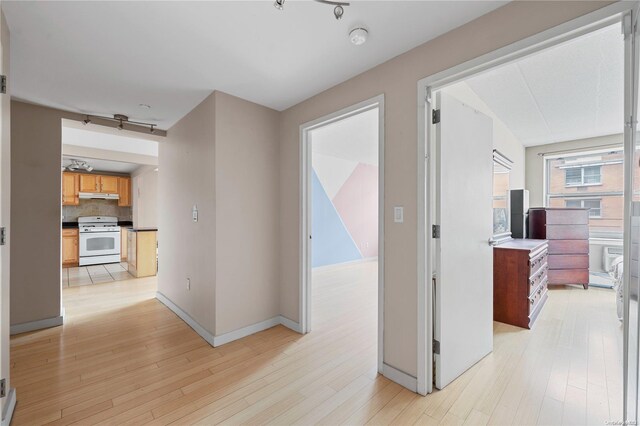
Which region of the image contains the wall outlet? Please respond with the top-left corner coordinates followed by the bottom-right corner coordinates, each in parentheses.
top-left (186, 278), bottom-right (191, 290)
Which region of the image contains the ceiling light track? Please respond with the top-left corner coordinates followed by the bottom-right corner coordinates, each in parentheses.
top-left (82, 113), bottom-right (156, 133)
top-left (274, 0), bottom-right (350, 20)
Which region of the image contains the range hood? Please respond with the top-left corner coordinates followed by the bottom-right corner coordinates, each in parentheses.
top-left (78, 192), bottom-right (120, 200)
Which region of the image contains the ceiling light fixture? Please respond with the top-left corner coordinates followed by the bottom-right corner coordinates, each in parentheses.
top-left (66, 159), bottom-right (94, 172)
top-left (275, 0), bottom-right (350, 21)
top-left (349, 27), bottom-right (368, 46)
top-left (80, 113), bottom-right (158, 133)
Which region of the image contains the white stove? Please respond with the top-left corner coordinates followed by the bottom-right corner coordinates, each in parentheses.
top-left (78, 216), bottom-right (121, 266)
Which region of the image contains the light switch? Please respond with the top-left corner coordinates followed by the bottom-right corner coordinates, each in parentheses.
top-left (394, 206), bottom-right (404, 223)
top-left (192, 205), bottom-right (198, 222)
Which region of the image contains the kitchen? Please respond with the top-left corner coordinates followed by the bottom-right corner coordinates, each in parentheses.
top-left (60, 124), bottom-right (159, 286)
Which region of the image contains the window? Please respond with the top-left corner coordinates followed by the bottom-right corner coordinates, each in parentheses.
top-left (565, 165), bottom-right (601, 186)
top-left (565, 199), bottom-right (602, 218)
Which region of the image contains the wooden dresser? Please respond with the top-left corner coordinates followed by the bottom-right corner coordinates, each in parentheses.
top-left (494, 239), bottom-right (549, 329)
top-left (528, 208), bottom-right (589, 289)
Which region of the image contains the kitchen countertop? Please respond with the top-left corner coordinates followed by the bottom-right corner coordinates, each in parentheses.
top-left (62, 220), bottom-right (134, 229)
top-left (128, 228), bottom-right (158, 232)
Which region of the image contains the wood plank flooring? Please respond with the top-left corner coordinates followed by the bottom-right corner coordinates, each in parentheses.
top-left (9, 261), bottom-right (623, 425)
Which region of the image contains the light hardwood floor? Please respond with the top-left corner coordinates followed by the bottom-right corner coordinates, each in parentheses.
top-left (10, 261), bottom-right (622, 425)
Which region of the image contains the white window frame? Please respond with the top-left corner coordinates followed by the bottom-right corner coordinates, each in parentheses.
top-left (564, 165), bottom-right (602, 187)
top-left (565, 198), bottom-right (602, 218)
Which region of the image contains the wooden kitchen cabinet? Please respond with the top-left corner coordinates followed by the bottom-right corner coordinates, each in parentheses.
top-left (62, 172), bottom-right (79, 205)
top-left (121, 228), bottom-right (128, 261)
top-left (62, 228), bottom-right (79, 266)
top-left (79, 174), bottom-right (100, 192)
top-left (100, 175), bottom-right (119, 194)
top-left (128, 229), bottom-right (157, 278)
top-left (118, 177), bottom-right (131, 206)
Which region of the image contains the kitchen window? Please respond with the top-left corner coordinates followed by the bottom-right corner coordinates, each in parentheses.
top-left (565, 165), bottom-right (601, 186)
top-left (565, 198), bottom-right (602, 218)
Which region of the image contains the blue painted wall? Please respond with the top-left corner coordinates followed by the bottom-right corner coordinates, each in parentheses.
top-left (312, 170), bottom-right (362, 267)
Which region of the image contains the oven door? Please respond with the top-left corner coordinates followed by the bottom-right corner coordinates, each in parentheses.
top-left (79, 231), bottom-right (120, 257)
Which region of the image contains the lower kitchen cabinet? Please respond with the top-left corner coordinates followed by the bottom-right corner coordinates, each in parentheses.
top-left (62, 228), bottom-right (79, 266)
top-left (128, 229), bottom-right (157, 278)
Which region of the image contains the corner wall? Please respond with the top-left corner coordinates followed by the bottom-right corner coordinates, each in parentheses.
top-left (157, 93), bottom-right (217, 336)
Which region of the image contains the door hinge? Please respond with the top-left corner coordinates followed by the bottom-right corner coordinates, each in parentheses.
top-left (0, 227), bottom-right (5, 245)
top-left (0, 75), bottom-right (6, 95)
top-left (432, 225), bottom-right (440, 239)
top-left (0, 378), bottom-right (6, 398)
top-left (433, 339), bottom-right (440, 355)
top-left (432, 109), bottom-right (440, 124)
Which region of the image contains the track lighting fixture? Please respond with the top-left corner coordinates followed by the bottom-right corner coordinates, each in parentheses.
top-left (275, 0), bottom-right (350, 21)
top-left (80, 113), bottom-right (158, 133)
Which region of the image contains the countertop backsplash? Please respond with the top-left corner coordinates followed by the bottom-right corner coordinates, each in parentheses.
top-left (62, 199), bottom-right (132, 222)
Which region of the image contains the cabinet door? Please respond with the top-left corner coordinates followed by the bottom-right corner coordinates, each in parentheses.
top-left (62, 233), bottom-right (78, 265)
top-left (121, 228), bottom-right (128, 261)
top-left (118, 177), bottom-right (131, 206)
top-left (62, 172), bottom-right (79, 205)
top-left (100, 175), bottom-right (119, 194)
top-left (79, 174), bottom-right (99, 192)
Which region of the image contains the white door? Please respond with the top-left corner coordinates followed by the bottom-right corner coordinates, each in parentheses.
top-left (434, 92), bottom-right (494, 389)
top-left (0, 9), bottom-right (9, 424)
top-left (623, 7), bottom-right (640, 423)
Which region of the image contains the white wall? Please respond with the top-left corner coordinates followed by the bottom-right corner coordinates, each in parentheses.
top-left (442, 82), bottom-right (525, 188)
top-left (132, 166), bottom-right (158, 228)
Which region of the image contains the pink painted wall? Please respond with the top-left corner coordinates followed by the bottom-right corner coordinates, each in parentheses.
top-left (333, 163), bottom-right (379, 258)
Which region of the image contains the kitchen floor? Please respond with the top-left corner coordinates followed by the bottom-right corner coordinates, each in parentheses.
top-left (63, 262), bottom-right (133, 287)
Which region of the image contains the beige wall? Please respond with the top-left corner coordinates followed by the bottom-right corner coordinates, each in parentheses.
top-left (214, 92), bottom-right (280, 335)
top-left (279, 1), bottom-right (611, 377)
top-left (525, 133), bottom-right (622, 207)
top-left (132, 166), bottom-right (158, 228)
top-left (1, 8), bottom-right (10, 419)
top-left (158, 93), bottom-right (217, 335)
top-left (442, 82), bottom-right (525, 188)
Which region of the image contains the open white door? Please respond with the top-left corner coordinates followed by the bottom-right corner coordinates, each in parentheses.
top-left (434, 92), bottom-right (494, 389)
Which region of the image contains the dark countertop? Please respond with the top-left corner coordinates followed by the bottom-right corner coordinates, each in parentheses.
top-left (129, 228), bottom-right (158, 232)
top-left (62, 220), bottom-right (134, 229)
top-left (62, 222), bottom-right (78, 229)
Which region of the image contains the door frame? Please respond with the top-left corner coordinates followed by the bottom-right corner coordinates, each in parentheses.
top-left (416, 2), bottom-right (634, 396)
top-left (299, 94), bottom-right (385, 373)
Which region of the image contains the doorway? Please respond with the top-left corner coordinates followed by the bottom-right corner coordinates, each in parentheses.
top-left (300, 95), bottom-right (384, 373)
top-left (418, 3), bottom-right (639, 422)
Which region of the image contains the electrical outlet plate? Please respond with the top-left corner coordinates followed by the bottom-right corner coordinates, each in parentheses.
top-left (186, 278), bottom-right (191, 290)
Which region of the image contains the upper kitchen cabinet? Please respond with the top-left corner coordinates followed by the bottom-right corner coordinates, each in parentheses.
top-left (79, 174), bottom-right (100, 192)
top-left (118, 177), bottom-right (131, 207)
top-left (100, 175), bottom-right (119, 194)
top-left (62, 172), bottom-right (79, 205)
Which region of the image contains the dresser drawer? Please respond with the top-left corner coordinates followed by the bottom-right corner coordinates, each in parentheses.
top-left (545, 225), bottom-right (589, 240)
top-left (529, 279), bottom-right (547, 314)
top-left (547, 239), bottom-right (589, 255)
top-left (548, 269), bottom-right (589, 285)
top-left (529, 250), bottom-right (548, 276)
top-left (529, 265), bottom-right (548, 295)
top-left (545, 209), bottom-right (589, 225)
top-left (548, 254), bottom-right (589, 270)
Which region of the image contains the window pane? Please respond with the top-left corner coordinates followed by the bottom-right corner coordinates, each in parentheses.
top-left (583, 166), bottom-right (601, 184)
top-left (565, 168), bottom-right (582, 185)
top-left (566, 199), bottom-right (581, 208)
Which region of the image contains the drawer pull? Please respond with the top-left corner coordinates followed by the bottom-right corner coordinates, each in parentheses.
top-left (530, 279), bottom-right (534, 286)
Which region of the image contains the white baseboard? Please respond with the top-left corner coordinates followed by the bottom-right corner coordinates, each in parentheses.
top-left (382, 363), bottom-right (417, 392)
top-left (155, 292), bottom-right (303, 347)
top-left (1, 388), bottom-right (16, 426)
top-left (155, 291), bottom-right (215, 346)
top-left (10, 314), bottom-right (64, 335)
top-left (278, 315), bottom-right (302, 333)
top-left (213, 316), bottom-right (281, 346)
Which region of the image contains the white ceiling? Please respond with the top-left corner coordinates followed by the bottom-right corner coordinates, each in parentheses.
top-left (3, 1), bottom-right (506, 129)
top-left (463, 23), bottom-right (623, 147)
top-left (311, 107), bottom-right (378, 165)
top-left (62, 155), bottom-right (141, 174)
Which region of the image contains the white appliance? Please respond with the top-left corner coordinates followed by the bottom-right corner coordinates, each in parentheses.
top-left (78, 216), bottom-right (121, 266)
top-left (78, 192), bottom-right (119, 200)
top-left (603, 245), bottom-right (624, 271)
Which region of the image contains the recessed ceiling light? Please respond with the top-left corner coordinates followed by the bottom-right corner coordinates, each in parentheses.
top-left (139, 103), bottom-right (151, 109)
top-left (349, 27), bottom-right (368, 46)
